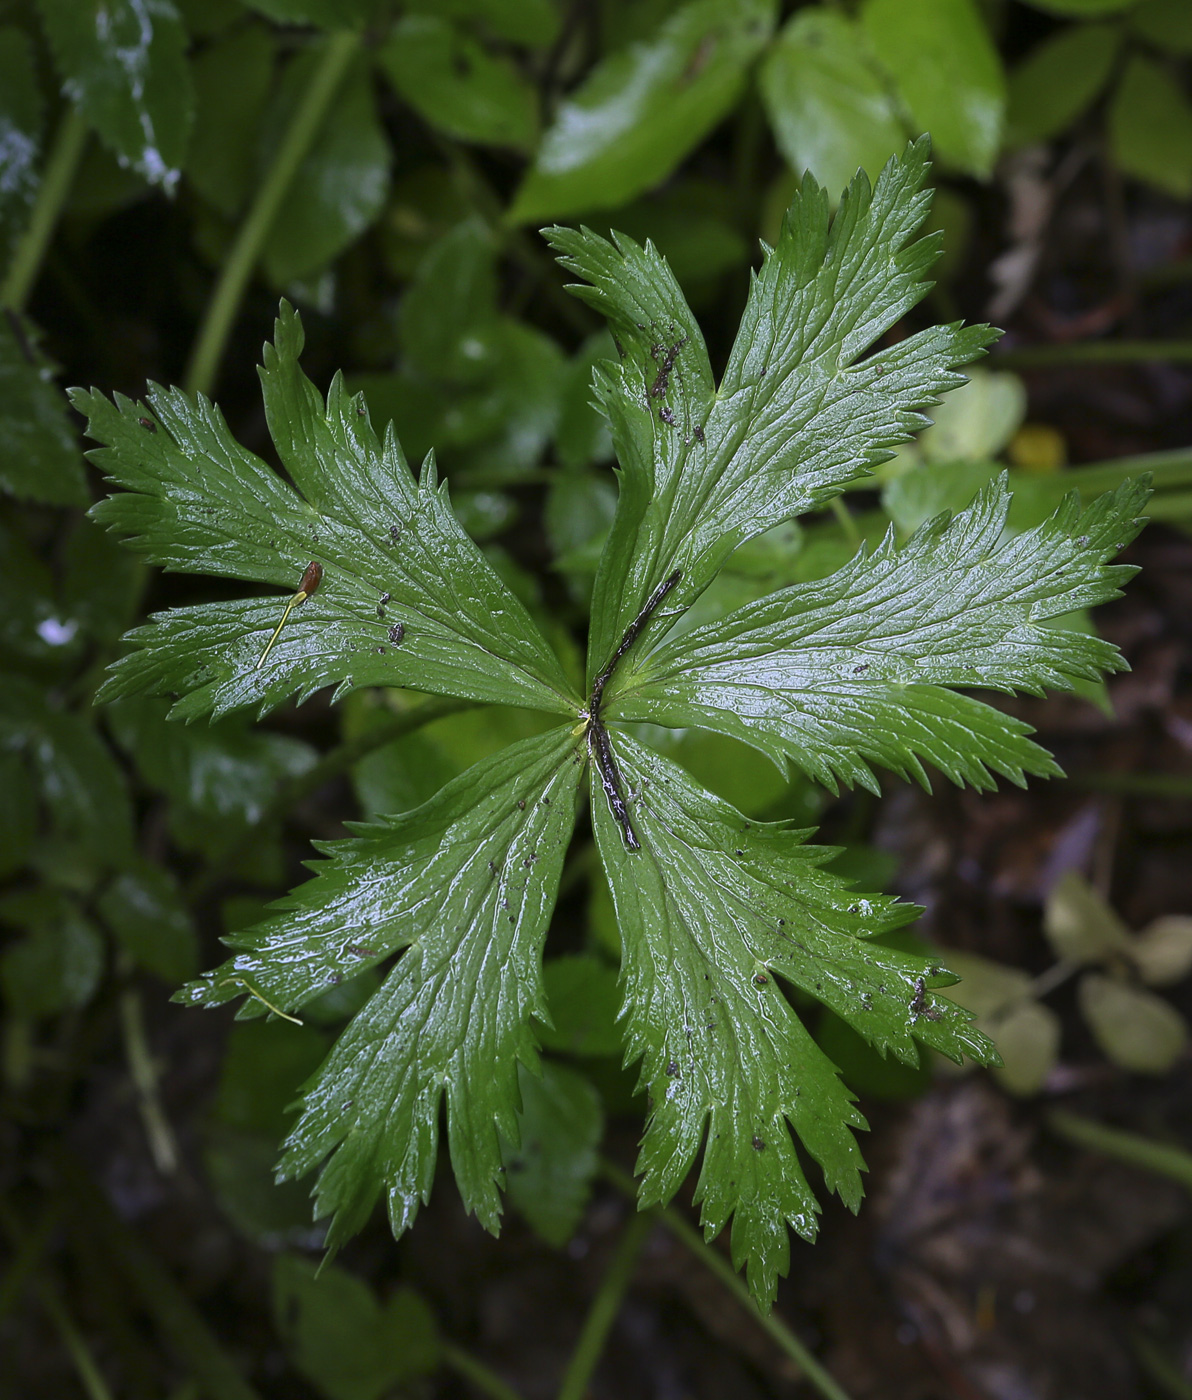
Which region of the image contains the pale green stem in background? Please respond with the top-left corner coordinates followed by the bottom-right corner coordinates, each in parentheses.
top-left (995, 340), bottom-right (1192, 370)
top-left (119, 983), bottom-right (179, 1174)
top-left (830, 496), bottom-right (861, 549)
top-left (556, 1210), bottom-right (653, 1400)
top-left (1, 106), bottom-right (88, 312)
top-left (1048, 1111), bottom-right (1192, 1192)
top-left (600, 1161), bottom-right (854, 1400)
top-left (0, 1200), bottom-right (113, 1400)
top-left (183, 31), bottom-right (361, 397)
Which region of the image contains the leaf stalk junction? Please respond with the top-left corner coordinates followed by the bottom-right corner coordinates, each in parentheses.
top-left (585, 570), bottom-right (681, 850)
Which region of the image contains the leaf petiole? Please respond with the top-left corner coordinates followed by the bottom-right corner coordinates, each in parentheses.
top-left (587, 569), bottom-right (682, 849)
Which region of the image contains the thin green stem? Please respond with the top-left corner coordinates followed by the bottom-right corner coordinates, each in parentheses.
top-left (600, 1162), bottom-right (854, 1400)
top-left (35, 1279), bottom-right (116, 1400)
top-left (0, 1199), bottom-right (113, 1400)
top-left (1, 106), bottom-right (88, 312)
top-left (441, 1342), bottom-right (528, 1400)
top-left (830, 496), bottom-right (861, 550)
top-left (994, 340), bottom-right (1192, 370)
top-left (183, 31), bottom-right (361, 397)
top-left (1132, 1331), bottom-right (1192, 1400)
top-left (556, 1210), bottom-right (653, 1400)
top-left (1072, 772), bottom-right (1192, 799)
top-left (119, 985), bottom-right (179, 1174)
top-left (55, 1152), bottom-right (265, 1400)
top-left (1048, 1112), bottom-right (1192, 1192)
top-left (0, 1198), bottom-right (59, 1321)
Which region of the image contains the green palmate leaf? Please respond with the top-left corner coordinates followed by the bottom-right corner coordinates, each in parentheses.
top-left (759, 9), bottom-right (905, 201)
top-left (547, 138), bottom-right (996, 674)
top-left (35, 0), bottom-right (194, 190)
top-left (178, 728), bottom-right (584, 1245)
top-left (591, 733), bottom-right (993, 1307)
top-left (862, 0), bottom-right (1004, 178)
top-left (509, 0), bottom-right (775, 223)
top-left (79, 302), bottom-right (578, 720)
top-left (377, 16), bottom-right (538, 151)
top-left (613, 477), bottom-right (1148, 794)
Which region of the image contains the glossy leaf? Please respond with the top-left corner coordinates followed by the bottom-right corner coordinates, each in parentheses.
top-left (509, 0), bottom-right (775, 222)
top-left (547, 139), bottom-right (996, 680)
top-left (80, 303), bottom-right (578, 720)
top-left (0, 27), bottom-right (44, 262)
top-left (862, 0), bottom-right (1004, 178)
top-left (1005, 23), bottom-right (1121, 149)
top-left (759, 9), bottom-right (904, 201)
top-left (272, 1256), bottom-right (439, 1400)
top-left (260, 44), bottom-right (391, 286)
top-left (614, 478), bottom-right (1148, 794)
top-left (179, 728), bottom-right (583, 1245)
top-left (1108, 54), bottom-right (1192, 199)
top-left (592, 732), bottom-right (993, 1308)
top-left (0, 314), bottom-right (88, 506)
top-left (35, 0), bottom-right (194, 190)
top-left (377, 16), bottom-right (538, 150)
top-left (501, 1061), bottom-right (603, 1247)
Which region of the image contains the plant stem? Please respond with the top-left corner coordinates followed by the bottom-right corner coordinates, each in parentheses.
top-left (994, 340), bottom-right (1192, 370)
top-left (183, 31), bottom-right (361, 397)
top-left (34, 1277), bottom-right (116, 1400)
top-left (55, 1152), bottom-right (265, 1400)
top-left (1073, 772), bottom-right (1192, 799)
top-left (600, 1161), bottom-right (854, 1400)
top-left (0, 1198), bottom-right (59, 1321)
top-left (1048, 1111), bottom-right (1192, 1192)
top-left (1, 106), bottom-right (88, 312)
top-left (441, 1342), bottom-right (528, 1400)
top-left (0, 1200), bottom-right (113, 1400)
top-left (119, 985), bottom-right (179, 1174)
top-left (830, 496), bottom-right (861, 549)
top-left (556, 1210), bottom-right (653, 1400)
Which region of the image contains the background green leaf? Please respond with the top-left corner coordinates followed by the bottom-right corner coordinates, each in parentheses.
top-left (760, 9), bottom-right (904, 201)
top-left (862, 0), bottom-right (1005, 177)
top-left (35, 0), bottom-right (194, 189)
top-left (509, 0), bottom-right (775, 222)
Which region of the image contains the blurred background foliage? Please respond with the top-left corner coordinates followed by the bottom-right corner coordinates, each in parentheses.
top-left (4, 1), bottom-right (1192, 1397)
